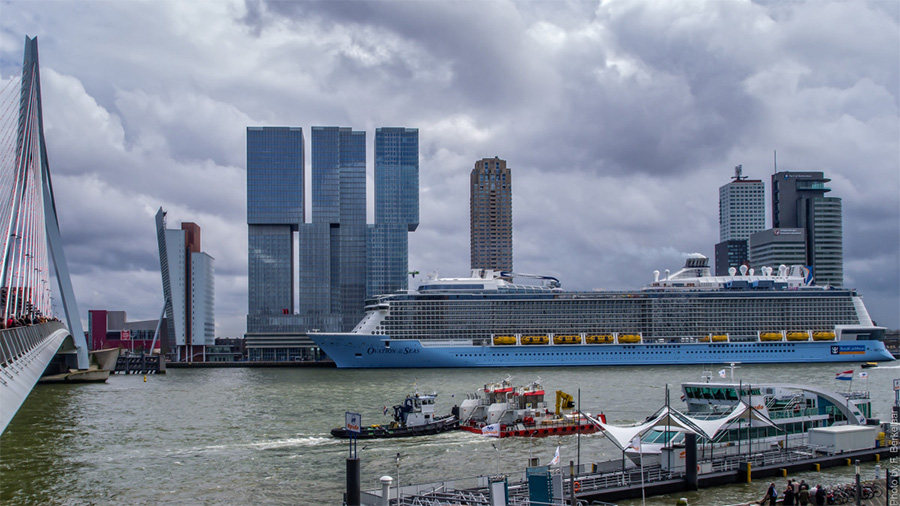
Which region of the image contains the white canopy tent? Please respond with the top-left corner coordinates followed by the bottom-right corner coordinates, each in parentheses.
top-left (584, 401), bottom-right (781, 451)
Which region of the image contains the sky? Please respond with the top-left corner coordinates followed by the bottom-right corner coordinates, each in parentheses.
top-left (1, 0), bottom-right (898, 337)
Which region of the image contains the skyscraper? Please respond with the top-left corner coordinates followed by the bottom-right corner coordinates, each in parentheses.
top-left (368, 127), bottom-right (419, 298)
top-left (771, 171), bottom-right (843, 287)
top-left (470, 156), bottom-right (513, 273)
top-left (714, 165), bottom-right (764, 275)
top-left (156, 208), bottom-right (215, 361)
top-left (299, 127), bottom-right (367, 332)
top-left (246, 126), bottom-right (304, 334)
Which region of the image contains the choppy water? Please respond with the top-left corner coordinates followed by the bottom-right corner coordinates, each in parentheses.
top-left (1, 363), bottom-right (896, 505)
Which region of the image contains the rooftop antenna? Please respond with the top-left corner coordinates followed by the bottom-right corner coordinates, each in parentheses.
top-left (773, 150), bottom-right (777, 174)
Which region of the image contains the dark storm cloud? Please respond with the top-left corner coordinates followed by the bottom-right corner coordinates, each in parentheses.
top-left (1, 0), bottom-right (896, 334)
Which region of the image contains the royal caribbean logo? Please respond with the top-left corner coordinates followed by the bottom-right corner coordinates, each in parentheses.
top-left (830, 345), bottom-right (865, 355)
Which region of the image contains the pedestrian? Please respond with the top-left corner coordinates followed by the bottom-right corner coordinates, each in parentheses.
top-left (763, 482), bottom-right (778, 506)
top-left (783, 481), bottom-right (795, 506)
top-left (814, 484), bottom-right (826, 506)
top-left (798, 485), bottom-right (810, 506)
top-left (792, 478), bottom-right (800, 496)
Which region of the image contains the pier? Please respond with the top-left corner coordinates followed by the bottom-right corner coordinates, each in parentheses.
top-left (358, 445), bottom-right (895, 506)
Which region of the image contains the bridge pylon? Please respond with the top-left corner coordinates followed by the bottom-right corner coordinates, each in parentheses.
top-left (2, 36), bottom-right (89, 369)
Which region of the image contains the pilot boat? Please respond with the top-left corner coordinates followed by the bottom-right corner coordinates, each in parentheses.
top-left (331, 390), bottom-right (458, 439)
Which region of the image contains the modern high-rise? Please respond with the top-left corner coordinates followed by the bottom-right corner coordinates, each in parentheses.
top-left (714, 165), bottom-right (764, 275)
top-left (156, 207), bottom-right (215, 362)
top-left (299, 127), bottom-right (367, 332)
top-left (367, 127), bottom-right (419, 298)
top-left (470, 156), bottom-right (513, 273)
top-left (772, 171), bottom-right (843, 286)
top-left (246, 127), bottom-right (304, 335)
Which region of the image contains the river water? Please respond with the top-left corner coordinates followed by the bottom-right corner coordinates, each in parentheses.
top-left (1, 363), bottom-right (896, 505)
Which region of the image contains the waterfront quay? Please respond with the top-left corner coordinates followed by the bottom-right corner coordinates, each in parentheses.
top-left (369, 445), bottom-right (895, 506)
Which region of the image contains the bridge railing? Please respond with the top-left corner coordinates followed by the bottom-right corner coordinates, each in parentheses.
top-left (0, 321), bottom-right (66, 367)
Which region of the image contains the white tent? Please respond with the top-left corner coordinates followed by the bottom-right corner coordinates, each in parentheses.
top-left (584, 401), bottom-right (780, 451)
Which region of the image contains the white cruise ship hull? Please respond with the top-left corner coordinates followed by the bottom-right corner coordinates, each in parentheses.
top-left (310, 334), bottom-right (894, 368)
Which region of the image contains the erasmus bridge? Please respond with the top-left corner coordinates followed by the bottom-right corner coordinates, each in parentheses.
top-left (0, 36), bottom-right (94, 434)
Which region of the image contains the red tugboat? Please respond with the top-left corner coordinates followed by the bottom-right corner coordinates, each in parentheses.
top-left (458, 377), bottom-right (605, 438)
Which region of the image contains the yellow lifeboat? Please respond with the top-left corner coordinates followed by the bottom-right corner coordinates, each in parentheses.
top-left (553, 334), bottom-right (581, 345)
top-left (521, 335), bottom-right (549, 345)
top-left (493, 335), bottom-right (517, 346)
top-left (759, 332), bottom-right (783, 341)
top-left (617, 334), bottom-right (641, 344)
top-left (586, 334), bottom-right (614, 344)
top-left (711, 334), bottom-right (728, 342)
top-left (698, 335), bottom-right (710, 342)
top-left (812, 331), bottom-right (836, 341)
top-left (786, 331), bottom-right (809, 341)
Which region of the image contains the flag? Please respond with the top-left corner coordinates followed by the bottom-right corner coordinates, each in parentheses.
top-left (718, 369), bottom-right (727, 378)
top-left (858, 371), bottom-right (868, 379)
top-left (835, 370), bottom-right (853, 381)
top-left (482, 423), bottom-right (500, 437)
top-left (549, 445), bottom-right (560, 466)
top-left (629, 436), bottom-right (642, 453)
top-left (383, 406), bottom-right (389, 416)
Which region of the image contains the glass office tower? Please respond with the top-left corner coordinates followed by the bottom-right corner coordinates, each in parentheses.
top-left (246, 127), bottom-right (304, 333)
top-left (368, 127), bottom-right (419, 298)
top-left (300, 127), bottom-right (367, 332)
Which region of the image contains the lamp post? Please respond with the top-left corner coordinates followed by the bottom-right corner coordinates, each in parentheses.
top-left (395, 453), bottom-right (401, 506)
top-left (491, 443), bottom-right (500, 475)
top-left (855, 459), bottom-right (861, 506)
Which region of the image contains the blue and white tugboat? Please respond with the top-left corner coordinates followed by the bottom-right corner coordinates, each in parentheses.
top-left (330, 390), bottom-right (459, 439)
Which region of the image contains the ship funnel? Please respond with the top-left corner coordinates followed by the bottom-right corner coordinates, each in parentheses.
top-left (664, 269), bottom-right (670, 280)
top-left (653, 270), bottom-right (660, 282)
top-left (728, 267), bottom-right (737, 276)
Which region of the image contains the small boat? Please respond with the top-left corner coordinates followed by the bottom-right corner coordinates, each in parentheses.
top-left (860, 362), bottom-right (878, 369)
top-left (759, 332), bottom-right (783, 341)
top-left (786, 331), bottom-right (809, 341)
top-left (493, 335), bottom-right (517, 345)
top-left (459, 378), bottom-right (605, 438)
top-left (711, 334), bottom-right (728, 342)
top-left (812, 331), bottom-right (836, 341)
top-left (330, 390), bottom-right (458, 439)
top-left (521, 335), bottom-right (549, 345)
top-left (553, 334), bottom-right (581, 345)
top-left (585, 334), bottom-right (614, 344)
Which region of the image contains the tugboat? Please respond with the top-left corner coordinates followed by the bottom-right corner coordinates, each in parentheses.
top-left (458, 377), bottom-right (605, 438)
top-left (330, 390), bottom-right (459, 439)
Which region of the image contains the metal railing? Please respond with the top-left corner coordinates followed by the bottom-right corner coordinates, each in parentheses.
top-left (0, 321), bottom-right (65, 367)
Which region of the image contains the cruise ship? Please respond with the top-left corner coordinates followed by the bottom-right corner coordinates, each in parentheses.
top-left (309, 255), bottom-right (893, 368)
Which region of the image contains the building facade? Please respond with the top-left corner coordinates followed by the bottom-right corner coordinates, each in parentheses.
top-left (246, 127), bottom-right (304, 334)
top-left (771, 171), bottom-right (843, 286)
top-left (470, 156), bottom-right (513, 272)
top-left (368, 127), bottom-right (419, 298)
top-left (300, 127), bottom-right (367, 332)
top-left (748, 228), bottom-right (808, 276)
top-left (244, 125), bottom-right (419, 360)
top-left (155, 208), bottom-right (215, 361)
top-left (714, 165), bottom-right (764, 275)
